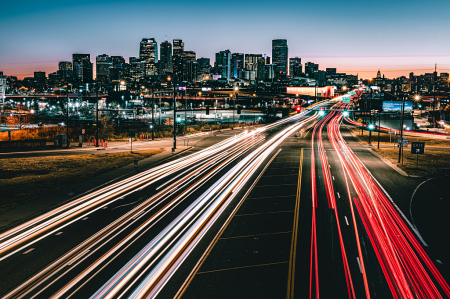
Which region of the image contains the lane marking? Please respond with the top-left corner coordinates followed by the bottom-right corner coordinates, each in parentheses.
top-left (55, 232), bottom-right (63, 236)
top-left (219, 231), bottom-right (292, 240)
top-left (337, 192), bottom-right (340, 198)
top-left (437, 260), bottom-right (443, 264)
top-left (23, 248), bottom-right (34, 255)
top-left (174, 148), bottom-right (282, 299)
top-left (356, 257), bottom-right (362, 273)
top-left (82, 217), bottom-right (89, 220)
top-left (332, 176), bottom-right (335, 180)
top-left (287, 148), bottom-right (303, 299)
top-left (235, 210), bottom-right (294, 217)
top-left (197, 261), bottom-right (288, 275)
top-left (345, 216), bottom-right (349, 226)
top-left (360, 161), bottom-right (429, 247)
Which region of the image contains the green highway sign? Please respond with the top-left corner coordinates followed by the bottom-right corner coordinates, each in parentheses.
top-left (411, 142), bottom-right (425, 155)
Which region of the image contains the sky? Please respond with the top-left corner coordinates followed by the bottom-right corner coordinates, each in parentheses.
top-left (1, 0), bottom-right (450, 79)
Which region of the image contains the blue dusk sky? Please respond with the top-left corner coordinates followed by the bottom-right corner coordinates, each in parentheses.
top-left (1, 0), bottom-right (450, 79)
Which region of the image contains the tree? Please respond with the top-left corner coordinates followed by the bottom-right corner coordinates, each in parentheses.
top-left (99, 115), bottom-right (115, 139)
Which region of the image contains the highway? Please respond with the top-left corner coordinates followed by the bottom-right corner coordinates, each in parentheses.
top-left (0, 104), bottom-right (321, 298)
top-left (1, 95), bottom-right (449, 298)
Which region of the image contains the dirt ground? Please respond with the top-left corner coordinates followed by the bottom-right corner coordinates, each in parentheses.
top-left (0, 148), bottom-right (163, 214)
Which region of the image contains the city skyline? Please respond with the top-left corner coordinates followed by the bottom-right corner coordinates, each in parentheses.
top-left (2, 0), bottom-right (450, 79)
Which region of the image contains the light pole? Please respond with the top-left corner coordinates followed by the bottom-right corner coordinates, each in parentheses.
top-left (95, 80), bottom-right (99, 147)
top-left (234, 86), bottom-right (239, 127)
top-left (398, 94), bottom-right (405, 165)
top-left (151, 84), bottom-right (155, 140)
top-left (168, 76), bottom-right (177, 150)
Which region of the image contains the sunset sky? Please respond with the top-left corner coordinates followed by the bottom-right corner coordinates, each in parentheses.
top-left (1, 0), bottom-right (449, 79)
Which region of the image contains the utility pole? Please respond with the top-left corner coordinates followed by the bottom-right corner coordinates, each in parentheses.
top-left (96, 80), bottom-right (99, 147)
top-left (377, 112), bottom-right (381, 149)
top-left (184, 87), bottom-right (187, 135)
top-left (66, 86), bottom-right (70, 148)
top-left (151, 84), bottom-right (155, 140)
top-left (398, 94), bottom-right (405, 164)
top-left (173, 79), bottom-right (177, 150)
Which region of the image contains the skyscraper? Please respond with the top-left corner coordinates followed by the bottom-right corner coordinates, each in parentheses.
top-left (173, 39), bottom-right (184, 57)
top-left (289, 57), bottom-right (302, 77)
top-left (96, 54), bottom-right (111, 83)
top-left (0, 74), bottom-right (6, 103)
top-left (215, 50), bottom-right (231, 80)
top-left (231, 53), bottom-right (244, 79)
top-left (139, 38), bottom-right (158, 77)
top-left (272, 39), bottom-right (288, 76)
top-left (58, 61), bottom-right (72, 82)
top-left (182, 51), bottom-right (196, 81)
top-left (72, 53), bottom-right (93, 84)
top-left (160, 41), bottom-right (173, 74)
top-left (304, 62), bottom-right (318, 79)
top-left (172, 39), bottom-right (184, 80)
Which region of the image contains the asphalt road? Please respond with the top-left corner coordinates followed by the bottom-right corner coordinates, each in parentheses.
top-left (1, 99), bottom-right (448, 298)
top-left (0, 109), bottom-right (318, 298)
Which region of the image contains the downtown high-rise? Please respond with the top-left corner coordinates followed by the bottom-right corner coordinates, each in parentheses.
top-left (139, 38), bottom-right (158, 77)
top-left (272, 39), bottom-right (288, 76)
top-left (72, 53), bottom-right (93, 84)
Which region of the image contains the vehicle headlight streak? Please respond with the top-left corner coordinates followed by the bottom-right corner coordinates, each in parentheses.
top-left (5, 133), bottom-right (267, 299)
top-left (2, 109), bottom-right (321, 299)
top-left (91, 114), bottom-right (319, 299)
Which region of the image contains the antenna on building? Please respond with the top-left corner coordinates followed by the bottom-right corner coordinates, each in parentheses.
top-left (165, 35), bottom-right (167, 42)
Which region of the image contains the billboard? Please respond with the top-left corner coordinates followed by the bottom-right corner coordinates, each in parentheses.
top-left (286, 86), bottom-right (335, 98)
top-left (382, 101), bottom-right (413, 112)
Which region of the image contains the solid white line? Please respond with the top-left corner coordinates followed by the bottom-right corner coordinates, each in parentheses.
top-left (23, 248), bottom-right (34, 254)
top-left (356, 257), bottom-right (362, 273)
top-left (361, 162), bottom-right (428, 247)
top-left (337, 192), bottom-right (340, 198)
top-left (345, 216), bottom-right (349, 226)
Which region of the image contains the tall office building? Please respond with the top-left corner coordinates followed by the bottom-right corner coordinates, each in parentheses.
top-left (215, 50), bottom-right (232, 80)
top-left (58, 61), bottom-right (72, 82)
top-left (304, 62), bottom-right (318, 79)
top-left (173, 39), bottom-right (184, 57)
top-left (96, 54), bottom-right (112, 83)
top-left (73, 54), bottom-right (93, 83)
top-left (139, 38), bottom-right (158, 76)
top-left (289, 57), bottom-right (302, 77)
top-left (0, 74), bottom-right (6, 103)
top-left (172, 39), bottom-right (184, 79)
top-left (272, 39), bottom-right (288, 76)
top-left (129, 57), bottom-right (146, 82)
top-left (231, 53), bottom-right (244, 79)
top-left (160, 41), bottom-right (173, 74)
top-left (182, 51), bottom-right (196, 81)
top-left (245, 54), bottom-right (262, 71)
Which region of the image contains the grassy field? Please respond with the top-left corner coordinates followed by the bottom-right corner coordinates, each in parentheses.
top-left (350, 128), bottom-right (450, 176)
top-left (0, 148), bottom-right (163, 214)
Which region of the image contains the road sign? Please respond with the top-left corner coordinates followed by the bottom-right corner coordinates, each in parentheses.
top-left (357, 118), bottom-right (363, 123)
top-left (411, 142), bottom-right (425, 155)
top-left (343, 98), bottom-right (350, 103)
top-left (128, 129), bottom-right (136, 138)
top-left (397, 144), bottom-right (408, 148)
